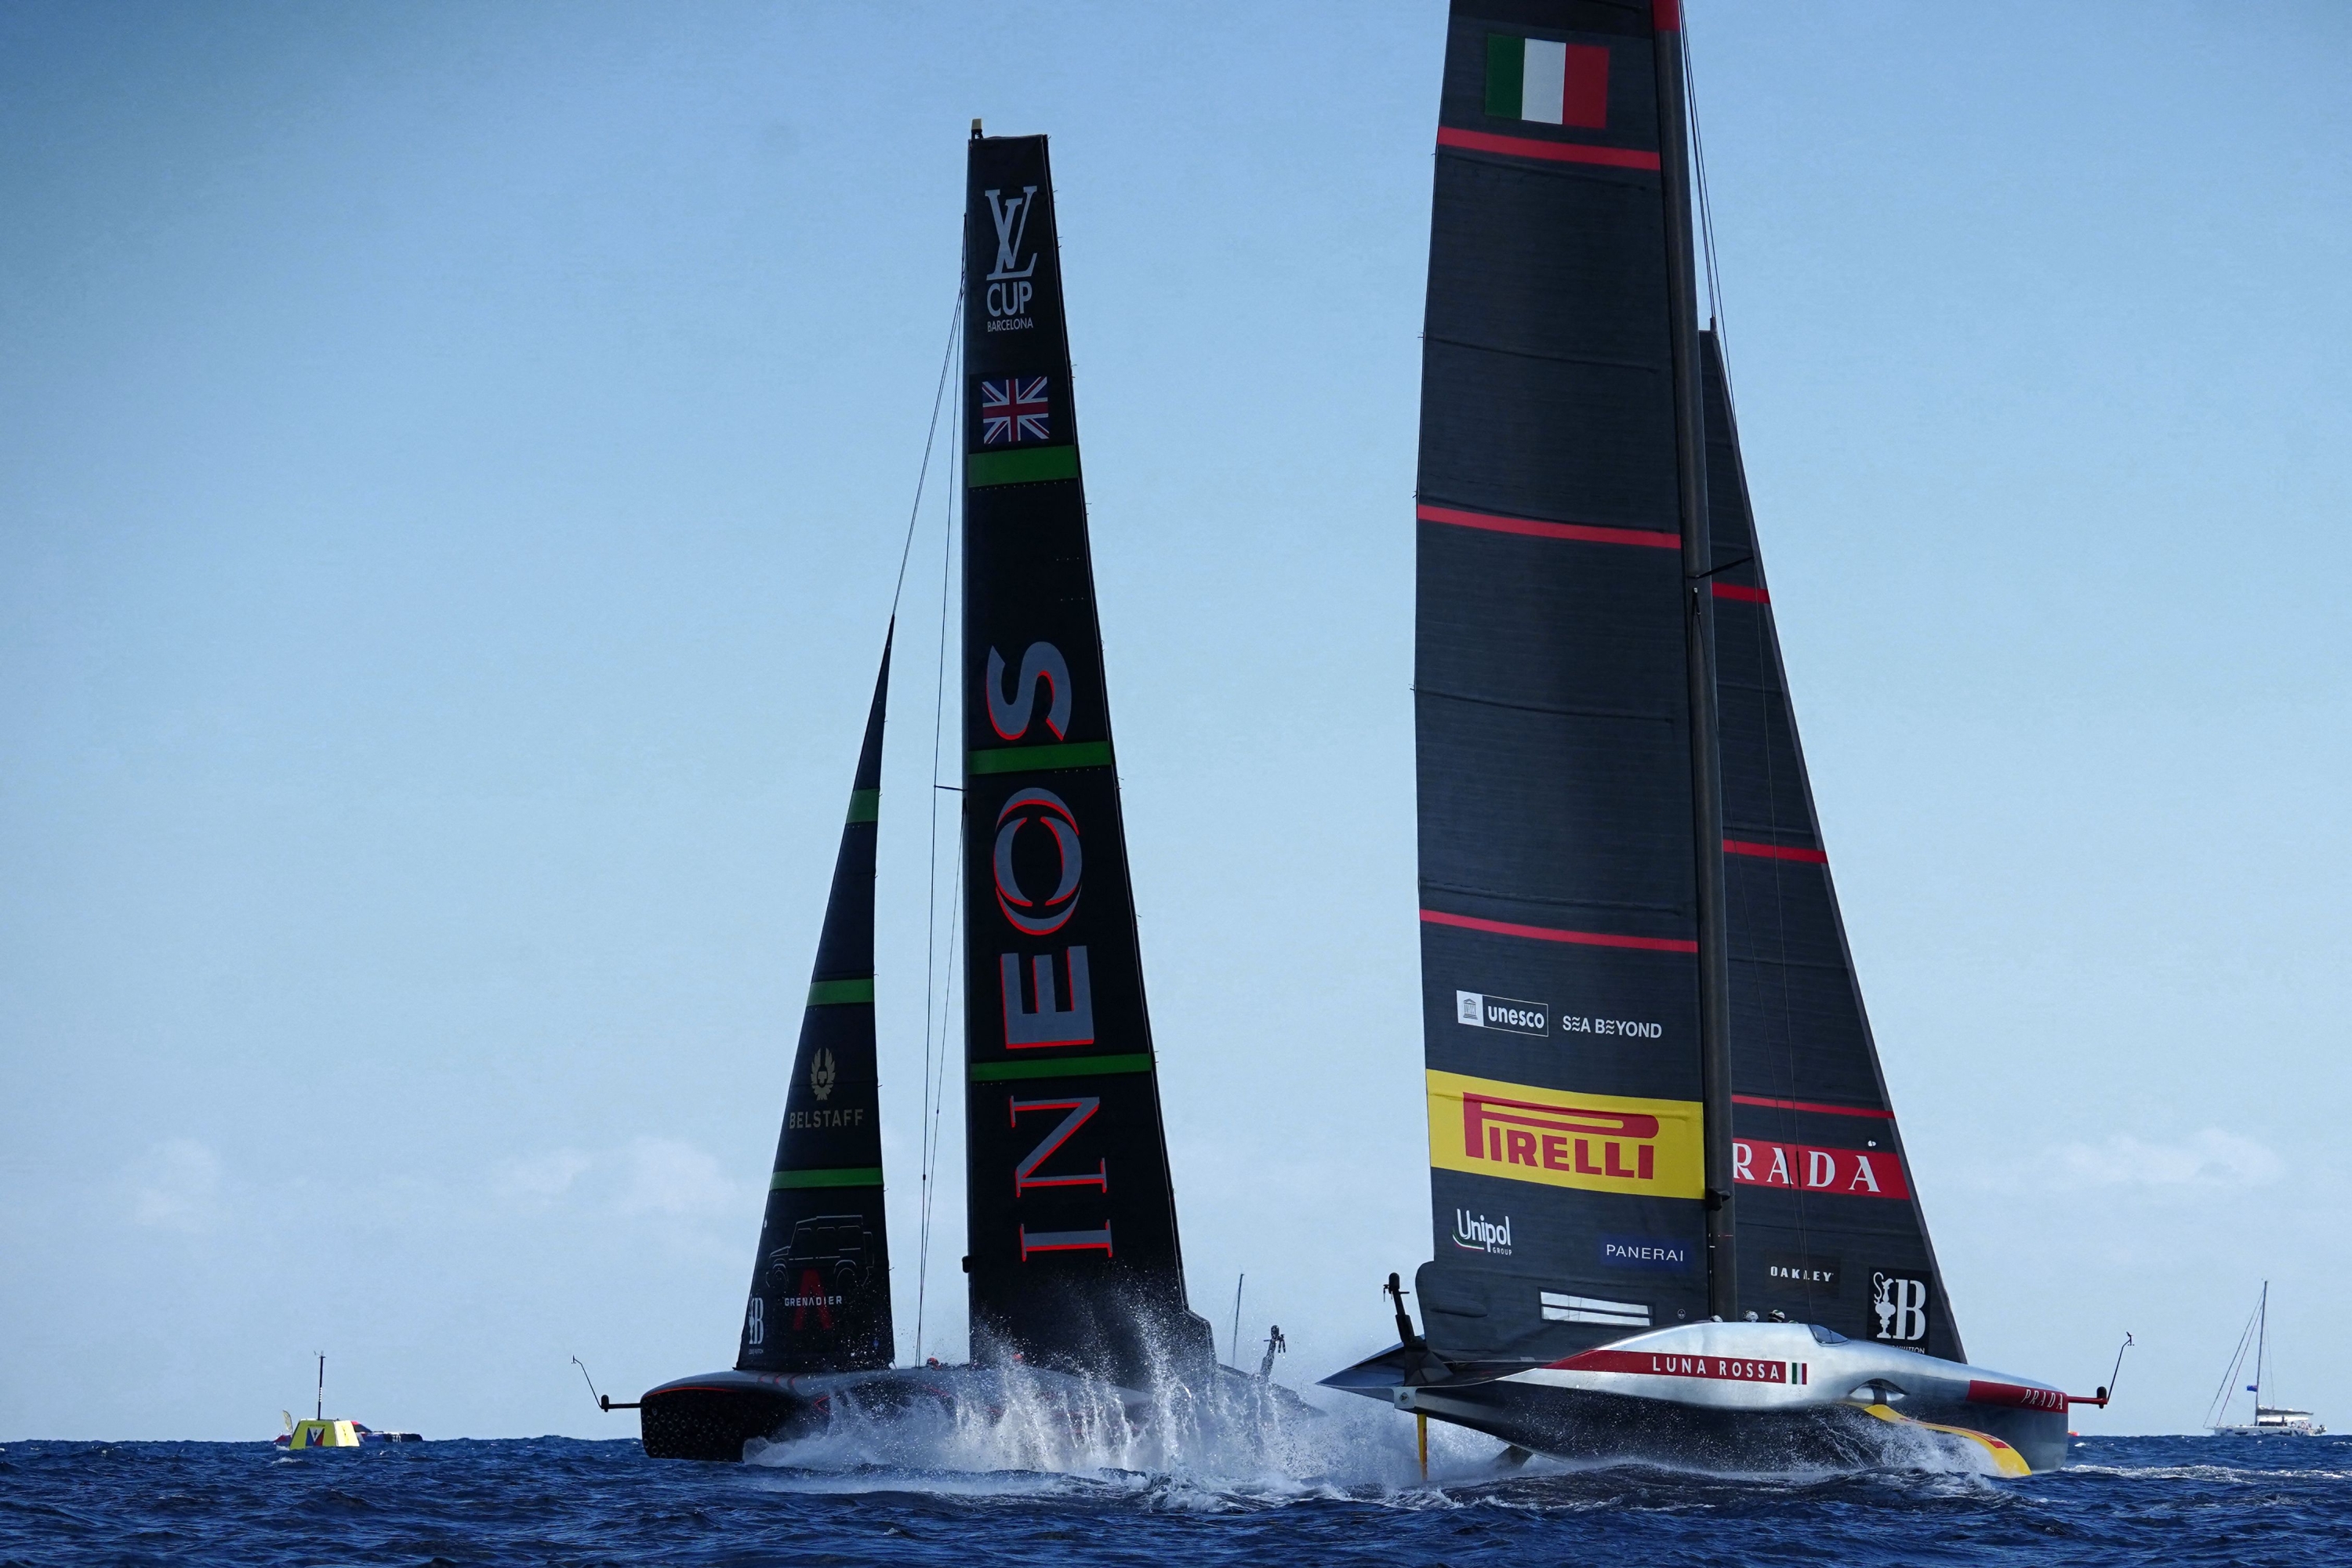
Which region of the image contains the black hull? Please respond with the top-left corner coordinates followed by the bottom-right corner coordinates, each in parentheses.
top-left (640, 1367), bottom-right (1048, 1462)
top-left (639, 1361), bottom-right (1316, 1463)
top-left (641, 1376), bottom-right (798, 1462)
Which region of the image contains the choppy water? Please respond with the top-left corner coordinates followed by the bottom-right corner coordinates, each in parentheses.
top-left (5, 1404), bottom-right (2347, 1566)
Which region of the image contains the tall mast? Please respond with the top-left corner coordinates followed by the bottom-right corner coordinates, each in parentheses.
top-left (1651, 1), bottom-right (1734, 1318)
top-left (2256, 1279), bottom-right (2268, 1409)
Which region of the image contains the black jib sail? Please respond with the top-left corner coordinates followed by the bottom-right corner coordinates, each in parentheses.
top-left (959, 129), bottom-right (1214, 1388)
top-left (1410, 0), bottom-right (1720, 1369)
top-left (736, 635), bottom-right (895, 1374)
top-left (1703, 333), bottom-right (1964, 1361)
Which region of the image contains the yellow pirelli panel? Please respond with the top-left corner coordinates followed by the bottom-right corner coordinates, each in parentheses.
top-left (1426, 1069), bottom-right (1704, 1199)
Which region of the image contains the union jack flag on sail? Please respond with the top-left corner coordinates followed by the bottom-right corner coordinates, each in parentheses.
top-left (979, 376), bottom-right (1051, 445)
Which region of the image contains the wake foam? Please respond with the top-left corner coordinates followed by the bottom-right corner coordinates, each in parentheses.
top-left (739, 1366), bottom-right (1509, 1504)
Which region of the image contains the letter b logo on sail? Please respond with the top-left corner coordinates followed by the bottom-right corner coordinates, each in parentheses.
top-left (1871, 1272), bottom-right (1929, 1343)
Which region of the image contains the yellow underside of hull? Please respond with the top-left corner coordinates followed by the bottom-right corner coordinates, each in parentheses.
top-left (1860, 1402), bottom-right (2034, 1476)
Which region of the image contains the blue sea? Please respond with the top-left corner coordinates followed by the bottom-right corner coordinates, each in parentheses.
top-left (5, 1419), bottom-right (2346, 1566)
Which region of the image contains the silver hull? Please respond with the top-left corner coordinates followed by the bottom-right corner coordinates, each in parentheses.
top-left (1326, 1320), bottom-right (2073, 1475)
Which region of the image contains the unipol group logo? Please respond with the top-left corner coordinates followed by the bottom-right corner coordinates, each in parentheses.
top-left (1871, 1272), bottom-right (1930, 1344)
top-left (1451, 1210), bottom-right (1513, 1255)
top-left (983, 185), bottom-right (1039, 329)
top-left (1425, 1069), bottom-right (1703, 1198)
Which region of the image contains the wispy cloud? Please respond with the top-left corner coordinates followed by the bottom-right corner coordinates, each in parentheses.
top-left (129, 1138), bottom-right (225, 1232)
top-left (616, 1138), bottom-right (742, 1218)
top-left (2049, 1128), bottom-right (2283, 1190)
top-left (492, 1149), bottom-right (593, 1207)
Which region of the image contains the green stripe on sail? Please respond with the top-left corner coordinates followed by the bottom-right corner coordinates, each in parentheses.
top-left (770, 1167), bottom-right (884, 1190)
top-left (1484, 34), bottom-right (1524, 118)
top-left (845, 788), bottom-right (879, 824)
top-left (970, 1052), bottom-right (1154, 1083)
top-left (968, 445), bottom-right (1078, 487)
top-left (805, 977), bottom-right (874, 1006)
top-left (967, 739), bottom-right (1112, 775)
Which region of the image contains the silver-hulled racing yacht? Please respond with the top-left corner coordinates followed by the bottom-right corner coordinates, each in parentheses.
top-left (1322, 0), bottom-right (2094, 1475)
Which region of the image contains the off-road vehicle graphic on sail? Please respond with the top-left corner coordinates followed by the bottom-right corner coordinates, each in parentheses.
top-left (765, 1214), bottom-right (874, 1331)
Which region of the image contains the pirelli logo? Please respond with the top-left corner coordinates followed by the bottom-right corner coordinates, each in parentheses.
top-left (1426, 1070), bottom-right (1703, 1199)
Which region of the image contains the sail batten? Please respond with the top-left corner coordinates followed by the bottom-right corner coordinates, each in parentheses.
top-left (736, 635), bottom-right (895, 1374)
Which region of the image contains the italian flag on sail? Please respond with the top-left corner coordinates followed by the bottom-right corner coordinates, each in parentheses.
top-left (1484, 34), bottom-right (1610, 129)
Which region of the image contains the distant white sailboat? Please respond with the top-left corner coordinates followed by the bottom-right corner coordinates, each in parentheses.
top-left (2208, 1283), bottom-right (2325, 1437)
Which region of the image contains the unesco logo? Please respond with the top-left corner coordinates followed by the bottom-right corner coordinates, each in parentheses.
top-left (1455, 989), bottom-right (1548, 1037)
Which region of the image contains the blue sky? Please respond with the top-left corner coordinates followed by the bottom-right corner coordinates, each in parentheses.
top-left (3, 1), bottom-right (2347, 1442)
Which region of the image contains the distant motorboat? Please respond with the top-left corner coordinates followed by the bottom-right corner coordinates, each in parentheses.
top-left (2209, 1283), bottom-right (2324, 1437)
top-left (275, 1417), bottom-right (421, 1450)
top-left (272, 1356), bottom-right (422, 1449)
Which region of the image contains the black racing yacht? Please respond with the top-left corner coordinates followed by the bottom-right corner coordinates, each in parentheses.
top-left (630, 126), bottom-right (1236, 1462)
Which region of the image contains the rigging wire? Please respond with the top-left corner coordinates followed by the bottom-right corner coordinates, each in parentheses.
top-left (1682, 12), bottom-right (1733, 419)
top-left (2205, 1294), bottom-right (2263, 1426)
top-left (888, 291), bottom-right (965, 620)
top-left (913, 305), bottom-right (964, 1363)
top-left (915, 852), bottom-right (962, 1359)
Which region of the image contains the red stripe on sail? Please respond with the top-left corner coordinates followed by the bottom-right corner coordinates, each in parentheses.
top-left (1722, 838), bottom-right (1828, 863)
top-left (1733, 1136), bottom-right (1912, 1199)
top-left (1417, 503), bottom-right (1679, 550)
top-left (1420, 909), bottom-right (1698, 954)
top-left (1732, 1094), bottom-right (1895, 1120)
top-left (1436, 127), bottom-right (1663, 172)
top-left (1712, 583), bottom-right (1769, 603)
top-left (1653, 0), bottom-right (1682, 32)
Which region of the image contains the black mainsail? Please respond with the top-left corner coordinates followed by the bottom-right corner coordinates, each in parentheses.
top-left (737, 636), bottom-right (896, 1374)
top-left (1703, 335), bottom-right (1962, 1361)
top-left (1327, 0), bottom-right (2074, 1475)
top-left (1410, 0), bottom-right (1714, 1370)
top-left (959, 129), bottom-right (1214, 1388)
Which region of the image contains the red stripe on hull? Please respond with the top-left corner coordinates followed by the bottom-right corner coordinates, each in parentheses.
top-left (1417, 503), bottom-right (1679, 550)
top-left (1552, 1348), bottom-right (1788, 1383)
top-left (1967, 1379), bottom-right (2068, 1414)
top-left (1722, 838), bottom-right (1828, 863)
top-left (1436, 126), bottom-right (1663, 172)
top-left (1420, 909), bottom-right (1698, 954)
